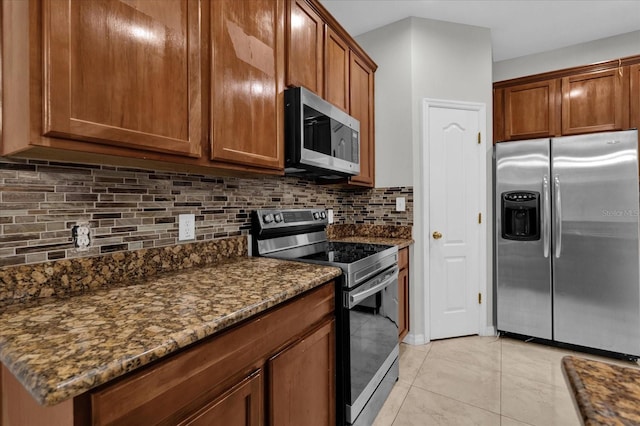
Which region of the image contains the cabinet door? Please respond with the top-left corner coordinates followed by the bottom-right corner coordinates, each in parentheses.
top-left (179, 370), bottom-right (263, 426)
top-left (287, 0), bottom-right (324, 95)
top-left (399, 267), bottom-right (409, 342)
top-left (269, 319), bottom-right (335, 426)
top-left (504, 79), bottom-right (561, 140)
top-left (210, 0), bottom-right (284, 170)
top-left (561, 68), bottom-right (629, 135)
top-left (493, 88), bottom-right (505, 143)
top-left (43, 0), bottom-right (202, 157)
top-left (630, 64), bottom-right (640, 130)
top-left (348, 52), bottom-right (375, 187)
top-left (325, 27), bottom-right (349, 112)
top-left (398, 248), bottom-right (409, 341)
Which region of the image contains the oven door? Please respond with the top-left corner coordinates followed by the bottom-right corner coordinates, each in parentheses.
top-left (344, 265), bottom-right (399, 424)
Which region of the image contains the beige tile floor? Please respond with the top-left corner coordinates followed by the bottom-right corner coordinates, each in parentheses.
top-left (373, 335), bottom-right (639, 426)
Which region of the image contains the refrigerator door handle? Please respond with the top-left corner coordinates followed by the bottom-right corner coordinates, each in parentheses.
top-left (543, 175), bottom-right (550, 258)
top-left (554, 175), bottom-right (562, 258)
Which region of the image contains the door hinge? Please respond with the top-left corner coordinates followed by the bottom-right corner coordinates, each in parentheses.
top-left (478, 293), bottom-right (482, 304)
top-left (477, 132), bottom-right (481, 144)
top-left (478, 213), bottom-right (482, 224)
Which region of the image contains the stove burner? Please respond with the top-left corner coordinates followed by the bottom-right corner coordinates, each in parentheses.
top-left (300, 242), bottom-right (394, 264)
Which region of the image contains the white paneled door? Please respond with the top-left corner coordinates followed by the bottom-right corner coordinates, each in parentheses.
top-left (425, 100), bottom-right (485, 340)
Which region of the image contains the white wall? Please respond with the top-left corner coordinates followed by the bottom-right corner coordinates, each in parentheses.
top-left (355, 20), bottom-right (414, 188)
top-left (493, 30), bottom-right (640, 82)
top-left (357, 17), bottom-right (493, 344)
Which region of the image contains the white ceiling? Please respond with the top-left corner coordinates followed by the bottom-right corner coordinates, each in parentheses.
top-left (318, 1), bottom-right (640, 62)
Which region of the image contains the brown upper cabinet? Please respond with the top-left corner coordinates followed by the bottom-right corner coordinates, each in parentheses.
top-left (561, 68), bottom-right (629, 135)
top-left (324, 27), bottom-right (350, 113)
top-left (627, 64), bottom-right (640, 130)
top-left (2, 0), bottom-right (374, 180)
top-left (503, 79), bottom-right (561, 141)
top-left (3, 0), bottom-right (284, 174)
top-left (285, 0), bottom-right (378, 187)
top-left (209, 0), bottom-right (285, 170)
top-left (494, 56), bottom-right (639, 144)
top-left (349, 52), bottom-right (376, 187)
top-left (286, 0), bottom-right (324, 95)
top-left (42, 0), bottom-right (202, 157)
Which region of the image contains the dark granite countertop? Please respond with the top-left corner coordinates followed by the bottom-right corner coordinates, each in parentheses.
top-left (0, 256), bottom-right (341, 406)
top-left (562, 355), bottom-right (640, 425)
top-left (326, 223), bottom-right (414, 249)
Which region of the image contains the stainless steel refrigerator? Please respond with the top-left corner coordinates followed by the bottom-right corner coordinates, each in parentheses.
top-left (495, 129), bottom-right (640, 356)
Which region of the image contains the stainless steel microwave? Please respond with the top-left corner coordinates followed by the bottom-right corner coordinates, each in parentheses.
top-left (284, 87), bottom-right (360, 179)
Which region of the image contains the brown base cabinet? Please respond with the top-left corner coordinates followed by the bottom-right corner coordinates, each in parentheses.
top-left (1, 282), bottom-right (336, 426)
top-left (398, 248), bottom-right (410, 342)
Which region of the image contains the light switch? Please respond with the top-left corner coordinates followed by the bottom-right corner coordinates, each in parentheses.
top-left (396, 197), bottom-right (406, 212)
top-left (327, 209), bottom-right (334, 224)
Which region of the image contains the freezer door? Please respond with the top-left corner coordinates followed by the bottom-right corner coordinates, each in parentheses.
top-left (552, 130), bottom-right (640, 356)
top-left (496, 139), bottom-right (552, 339)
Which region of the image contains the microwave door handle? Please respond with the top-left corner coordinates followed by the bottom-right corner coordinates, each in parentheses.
top-left (346, 266), bottom-right (399, 309)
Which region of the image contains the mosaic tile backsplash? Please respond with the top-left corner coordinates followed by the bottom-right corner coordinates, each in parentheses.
top-left (0, 158), bottom-right (413, 267)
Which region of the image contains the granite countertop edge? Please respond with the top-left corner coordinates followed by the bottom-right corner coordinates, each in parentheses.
top-left (562, 354), bottom-right (640, 424)
top-left (0, 257), bottom-right (342, 407)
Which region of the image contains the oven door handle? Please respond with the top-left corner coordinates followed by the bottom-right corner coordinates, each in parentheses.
top-left (346, 266), bottom-right (399, 309)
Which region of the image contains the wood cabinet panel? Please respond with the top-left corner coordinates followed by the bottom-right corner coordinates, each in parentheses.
top-left (89, 282), bottom-right (334, 426)
top-left (286, 0), bottom-right (324, 95)
top-left (398, 247), bottom-right (409, 341)
top-left (630, 64), bottom-right (640, 129)
top-left (210, 0), bottom-right (284, 169)
top-left (561, 68), bottom-right (629, 135)
top-left (504, 79), bottom-right (560, 140)
top-left (348, 52), bottom-right (375, 187)
top-left (269, 319), bottom-right (335, 426)
top-left (324, 26), bottom-right (349, 112)
top-left (42, 0), bottom-right (202, 157)
top-left (178, 370), bottom-right (262, 426)
top-left (493, 88), bottom-right (505, 143)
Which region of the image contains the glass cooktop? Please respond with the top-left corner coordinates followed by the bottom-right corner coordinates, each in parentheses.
top-left (299, 241), bottom-right (394, 265)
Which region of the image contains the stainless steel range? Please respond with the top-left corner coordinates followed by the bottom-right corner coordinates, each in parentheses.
top-left (252, 208), bottom-right (399, 426)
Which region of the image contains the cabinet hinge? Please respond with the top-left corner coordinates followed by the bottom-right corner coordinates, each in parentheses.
top-left (478, 213), bottom-right (482, 224)
top-left (477, 132), bottom-right (481, 144)
top-left (478, 293), bottom-right (482, 304)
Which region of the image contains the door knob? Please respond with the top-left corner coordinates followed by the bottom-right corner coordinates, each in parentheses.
top-left (432, 231), bottom-right (442, 240)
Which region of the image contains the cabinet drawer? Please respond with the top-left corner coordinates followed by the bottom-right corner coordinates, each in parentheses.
top-left (90, 282), bottom-right (335, 425)
top-left (398, 247), bottom-right (409, 270)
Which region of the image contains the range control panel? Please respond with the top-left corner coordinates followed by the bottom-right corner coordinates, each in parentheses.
top-left (253, 208), bottom-right (328, 231)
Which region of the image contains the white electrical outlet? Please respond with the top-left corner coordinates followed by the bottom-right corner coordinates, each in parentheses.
top-left (396, 197), bottom-right (406, 212)
top-left (327, 209), bottom-right (334, 224)
top-left (72, 222), bottom-right (91, 250)
top-left (179, 214), bottom-right (196, 241)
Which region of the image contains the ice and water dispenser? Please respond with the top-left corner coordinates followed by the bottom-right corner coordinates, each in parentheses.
top-left (501, 191), bottom-right (540, 241)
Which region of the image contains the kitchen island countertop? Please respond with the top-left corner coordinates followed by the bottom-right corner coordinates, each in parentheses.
top-left (562, 355), bottom-right (640, 425)
top-left (0, 256), bottom-right (342, 406)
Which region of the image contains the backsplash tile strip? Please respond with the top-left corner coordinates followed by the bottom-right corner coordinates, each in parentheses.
top-left (0, 158), bottom-right (413, 267)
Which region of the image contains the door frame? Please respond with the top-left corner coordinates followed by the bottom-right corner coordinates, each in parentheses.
top-left (422, 98), bottom-right (488, 342)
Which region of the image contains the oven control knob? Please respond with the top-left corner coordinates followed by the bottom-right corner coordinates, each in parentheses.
top-left (320, 211), bottom-right (326, 219)
top-left (313, 212), bottom-right (320, 220)
top-left (274, 213), bottom-right (283, 223)
top-left (263, 214), bottom-right (274, 224)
